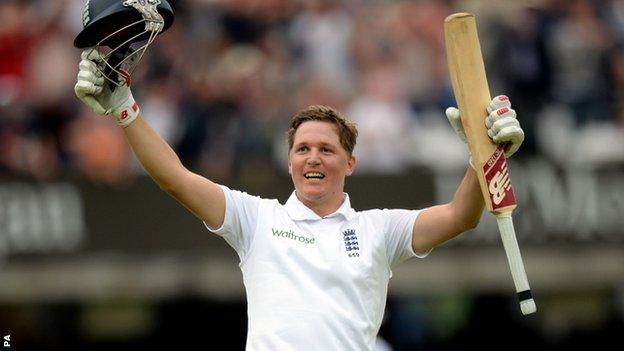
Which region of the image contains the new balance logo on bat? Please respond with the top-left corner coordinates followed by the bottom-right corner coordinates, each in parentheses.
top-left (489, 161), bottom-right (512, 205)
top-left (484, 145), bottom-right (517, 209)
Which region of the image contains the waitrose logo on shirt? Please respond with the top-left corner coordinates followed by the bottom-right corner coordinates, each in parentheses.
top-left (271, 228), bottom-right (316, 244)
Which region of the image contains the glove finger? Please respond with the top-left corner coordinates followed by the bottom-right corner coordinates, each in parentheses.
top-left (79, 59), bottom-right (102, 76)
top-left (490, 115), bottom-right (519, 134)
top-left (486, 95), bottom-right (511, 114)
top-left (82, 48), bottom-right (105, 63)
top-left (493, 125), bottom-right (524, 143)
top-left (81, 49), bottom-right (90, 61)
top-left (75, 79), bottom-right (102, 96)
top-left (445, 107), bottom-right (460, 121)
top-left (77, 70), bottom-right (104, 87)
top-left (74, 85), bottom-right (107, 115)
top-left (505, 138), bottom-right (522, 158)
top-left (486, 107), bottom-right (516, 128)
top-left (445, 107), bottom-right (467, 143)
top-left (495, 126), bottom-right (524, 157)
top-left (488, 107), bottom-right (516, 121)
top-left (487, 127), bottom-right (496, 139)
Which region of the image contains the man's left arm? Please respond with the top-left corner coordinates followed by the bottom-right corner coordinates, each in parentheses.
top-left (411, 95), bottom-right (524, 253)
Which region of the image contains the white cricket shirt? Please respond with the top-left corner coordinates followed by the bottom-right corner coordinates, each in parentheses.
top-left (206, 186), bottom-right (429, 351)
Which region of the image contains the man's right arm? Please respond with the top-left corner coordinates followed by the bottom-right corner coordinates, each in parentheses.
top-left (74, 49), bottom-right (225, 229)
top-left (123, 115), bottom-right (225, 229)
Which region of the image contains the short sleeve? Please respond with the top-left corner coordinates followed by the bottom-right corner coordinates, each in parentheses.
top-left (204, 185), bottom-right (262, 262)
top-left (382, 208), bottom-right (430, 268)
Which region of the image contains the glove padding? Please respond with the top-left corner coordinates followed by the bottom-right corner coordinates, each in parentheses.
top-left (74, 49), bottom-right (139, 128)
top-left (445, 106), bottom-right (474, 168)
top-left (485, 95), bottom-right (524, 157)
top-left (446, 95), bottom-right (524, 160)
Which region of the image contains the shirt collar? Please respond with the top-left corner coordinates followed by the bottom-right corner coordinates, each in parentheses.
top-left (285, 191), bottom-right (356, 221)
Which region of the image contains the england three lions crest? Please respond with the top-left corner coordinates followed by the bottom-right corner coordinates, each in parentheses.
top-left (342, 229), bottom-right (359, 258)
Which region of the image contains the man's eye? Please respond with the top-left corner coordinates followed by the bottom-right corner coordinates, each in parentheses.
top-left (297, 146), bottom-right (308, 152)
top-left (322, 148), bottom-right (332, 153)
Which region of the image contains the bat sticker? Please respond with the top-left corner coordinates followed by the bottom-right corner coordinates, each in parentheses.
top-left (483, 145), bottom-right (517, 209)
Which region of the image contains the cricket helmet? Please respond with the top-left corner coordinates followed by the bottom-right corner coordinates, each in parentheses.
top-left (74, 0), bottom-right (174, 48)
top-left (73, 0), bottom-right (175, 86)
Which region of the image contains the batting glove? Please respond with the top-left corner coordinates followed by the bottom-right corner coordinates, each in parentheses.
top-left (445, 106), bottom-right (474, 169)
top-left (74, 49), bottom-right (139, 128)
top-left (446, 95), bottom-right (524, 167)
top-left (486, 95), bottom-right (524, 158)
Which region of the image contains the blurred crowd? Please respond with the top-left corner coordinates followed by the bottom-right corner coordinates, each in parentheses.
top-left (1, 0), bottom-right (624, 185)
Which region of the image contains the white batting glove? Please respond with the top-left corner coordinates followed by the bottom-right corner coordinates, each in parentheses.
top-left (74, 49), bottom-right (139, 128)
top-left (445, 106), bottom-right (474, 169)
top-left (446, 95), bottom-right (524, 166)
top-left (486, 95), bottom-right (524, 158)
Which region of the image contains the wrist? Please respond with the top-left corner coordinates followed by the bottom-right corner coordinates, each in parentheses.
top-left (113, 94), bottom-right (140, 128)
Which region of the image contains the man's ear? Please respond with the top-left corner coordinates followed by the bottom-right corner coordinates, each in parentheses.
top-left (346, 154), bottom-right (356, 176)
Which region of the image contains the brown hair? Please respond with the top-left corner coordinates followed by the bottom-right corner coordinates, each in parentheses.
top-left (287, 105), bottom-right (358, 156)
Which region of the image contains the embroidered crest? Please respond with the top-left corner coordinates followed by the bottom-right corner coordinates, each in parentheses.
top-left (342, 229), bottom-right (359, 257)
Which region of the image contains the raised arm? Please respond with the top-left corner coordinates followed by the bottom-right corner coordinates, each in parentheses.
top-left (123, 115), bottom-right (225, 228)
top-left (74, 50), bottom-right (225, 229)
top-left (411, 167), bottom-right (484, 253)
top-left (411, 96), bottom-right (524, 253)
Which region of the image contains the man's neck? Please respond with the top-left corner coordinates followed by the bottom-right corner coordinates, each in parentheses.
top-left (296, 191), bottom-right (344, 218)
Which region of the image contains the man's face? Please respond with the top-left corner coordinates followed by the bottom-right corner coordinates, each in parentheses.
top-left (288, 121), bottom-right (356, 207)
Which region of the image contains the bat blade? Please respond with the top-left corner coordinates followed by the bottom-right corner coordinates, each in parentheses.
top-left (444, 13), bottom-right (516, 214)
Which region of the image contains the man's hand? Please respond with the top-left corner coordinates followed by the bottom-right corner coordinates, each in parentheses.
top-left (445, 106), bottom-right (473, 168)
top-left (74, 49), bottom-right (140, 128)
top-left (485, 95), bottom-right (524, 157)
top-left (446, 95), bottom-right (524, 162)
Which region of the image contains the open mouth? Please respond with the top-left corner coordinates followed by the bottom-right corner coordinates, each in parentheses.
top-left (304, 172), bottom-right (325, 180)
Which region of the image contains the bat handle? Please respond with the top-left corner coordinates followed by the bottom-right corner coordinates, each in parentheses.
top-left (496, 212), bottom-right (536, 315)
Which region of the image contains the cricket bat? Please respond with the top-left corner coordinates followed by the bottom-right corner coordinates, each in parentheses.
top-left (444, 13), bottom-right (536, 315)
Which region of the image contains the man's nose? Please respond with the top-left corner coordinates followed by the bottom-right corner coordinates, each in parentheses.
top-left (307, 150), bottom-right (321, 165)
